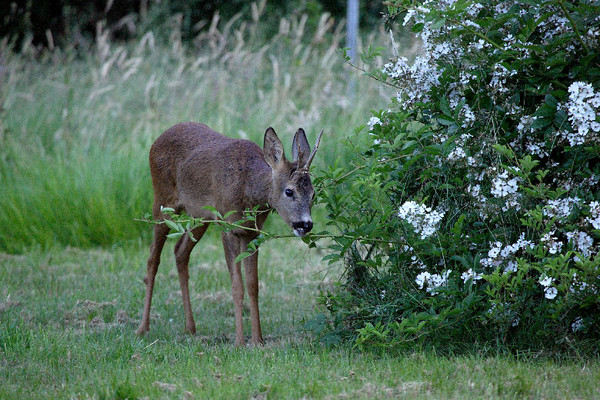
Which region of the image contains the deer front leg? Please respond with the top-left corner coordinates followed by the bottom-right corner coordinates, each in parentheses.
top-left (243, 246), bottom-right (264, 345)
top-left (174, 224), bottom-right (208, 334)
top-left (136, 223), bottom-right (170, 335)
top-left (222, 232), bottom-right (245, 346)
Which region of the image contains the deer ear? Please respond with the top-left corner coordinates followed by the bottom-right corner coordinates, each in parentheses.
top-left (292, 128), bottom-right (311, 166)
top-left (263, 127), bottom-right (285, 169)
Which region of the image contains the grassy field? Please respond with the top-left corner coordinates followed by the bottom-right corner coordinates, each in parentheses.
top-left (1, 239), bottom-right (599, 399)
top-left (1, 8), bottom-right (600, 400)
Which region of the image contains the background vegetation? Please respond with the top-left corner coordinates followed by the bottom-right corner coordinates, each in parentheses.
top-left (0, 2), bottom-right (389, 253)
top-left (1, 0), bottom-right (384, 49)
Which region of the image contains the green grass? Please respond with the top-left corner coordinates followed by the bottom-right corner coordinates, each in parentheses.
top-left (1, 240), bottom-right (599, 399)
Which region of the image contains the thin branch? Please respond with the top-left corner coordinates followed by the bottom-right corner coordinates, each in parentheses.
top-left (558, 0), bottom-right (590, 54)
top-left (319, 154), bottom-right (410, 190)
top-left (342, 52), bottom-right (401, 90)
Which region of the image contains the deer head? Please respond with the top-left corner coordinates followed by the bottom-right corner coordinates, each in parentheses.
top-left (263, 127), bottom-right (323, 236)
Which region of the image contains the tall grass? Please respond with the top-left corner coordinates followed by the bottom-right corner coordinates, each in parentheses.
top-left (0, 6), bottom-right (389, 253)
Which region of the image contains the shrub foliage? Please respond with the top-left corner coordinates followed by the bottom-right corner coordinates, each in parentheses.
top-left (316, 0), bottom-right (600, 353)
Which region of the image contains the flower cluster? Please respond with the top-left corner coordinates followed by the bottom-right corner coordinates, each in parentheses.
top-left (563, 81), bottom-right (600, 146)
top-left (566, 231), bottom-right (594, 258)
top-left (480, 233), bottom-right (534, 272)
top-left (460, 268), bottom-right (483, 284)
top-left (539, 275), bottom-right (558, 300)
top-left (543, 197), bottom-right (581, 221)
top-left (490, 170), bottom-right (521, 212)
top-left (367, 116), bottom-right (382, 131)
top-left (398, 201), bottom-right (445, 239)
top-left (415, 270), bottom-right (452, 294)
top-left (490, 171), bottom-right (519, 198)
top-left (588, 201), bottom-right (600, 229)
top-left (382, 55), bottom-right (441, 107)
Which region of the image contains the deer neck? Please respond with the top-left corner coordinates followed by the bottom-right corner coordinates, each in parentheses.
top-left (244, 163), bottom-right (274, 210)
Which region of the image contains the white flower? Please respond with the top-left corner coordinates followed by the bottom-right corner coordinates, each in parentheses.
top-left (480, 234), bottom-right (533, 271)
top-left (488, 241), bottom-right (503, 259)
top-left (416, 270), bottom-right (452, 294)
top-left (367, 116), bottom-right (382, 130)
top-left (543, 197), bottom-right (581, 220)
top-left (564, 81), bottom-right (600, 146)
top-left (541, 232), bottom-right (563, 254)
top-left (491, 171), bottom-right (519, 198)
top-left (461, 268), bottom-right (483, 283)
top-left (544, 287), bottom-right (558, 300)
top-left (587, 201), bottom-right (600, 229)
top-left (539, 275), bottom-right (553, 287)
top-left (566, 231), bottom-right (594, 257)
top-left (448, 146), bottom-right (466, 161)
top-left (415, 271), bottom-right (431, 289)
top-left (398, 201), bottom-right (445, 239)
top-left (467, 184), bottom-right (481, 198)
top-left (525, 141), bottom-right (548, 158)
top-left (570, 273), bottom-right (589, 293)
top-left (481, 241), bottom-right (503, 268)
top-left (571, 317), bottom-right (584, 332)
top-left (504, 261), bottom-right (517, 273)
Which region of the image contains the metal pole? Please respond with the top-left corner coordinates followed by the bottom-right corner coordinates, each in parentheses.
top-left (346, 0), bottom-right (359, 97)
top-left (346, 0), bottom-right (359, 63)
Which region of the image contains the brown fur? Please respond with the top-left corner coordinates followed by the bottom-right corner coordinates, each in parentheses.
top-left (136, 122), bottom-right (319, 346)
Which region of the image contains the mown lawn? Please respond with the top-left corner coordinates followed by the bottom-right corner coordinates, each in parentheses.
top-left (1, 237), bottom-right (599, 399)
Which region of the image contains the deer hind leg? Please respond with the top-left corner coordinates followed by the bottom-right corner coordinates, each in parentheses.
top-left (243, 247), bottom-right (264, 345)
top-left (221, 232), bottom-right (246, 346)
top-left (174, 224), bottom-right (209, 334)
top-left (136, 222), bottom-right (170, 335)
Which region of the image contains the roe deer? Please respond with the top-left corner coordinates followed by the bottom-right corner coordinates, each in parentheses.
top-left (136, 122), bottom-right (322, 346)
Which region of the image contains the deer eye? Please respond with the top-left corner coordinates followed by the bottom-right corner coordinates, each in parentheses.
top-left (285, 189), bottom-right (294, 197)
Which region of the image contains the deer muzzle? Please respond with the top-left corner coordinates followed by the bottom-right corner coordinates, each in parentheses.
top-left (292, 220), bottom-right (313, 237)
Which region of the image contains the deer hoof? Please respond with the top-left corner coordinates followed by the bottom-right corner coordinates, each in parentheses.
top-left (185, 323), bottom-right (197, 335)
top-left (135, 325), bottom-right (149, 336)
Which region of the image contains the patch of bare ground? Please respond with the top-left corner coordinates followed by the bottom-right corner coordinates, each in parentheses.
top-left (63, 299), bottom-right (133, 329)
top-left (330, 381), bottom-right (432, 399)
top-left (0, 294), bottom-right (21, 313)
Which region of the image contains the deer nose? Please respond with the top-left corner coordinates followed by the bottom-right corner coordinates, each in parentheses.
top-left (292, 220), bottom-right (313, 235)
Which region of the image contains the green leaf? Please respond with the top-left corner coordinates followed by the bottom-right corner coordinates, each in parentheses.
top-left (544, 94), bottom-right (558, 108)
top-left (202, 205), bottom-right (221, 218)
top-left (223, 210), bottom-right (237, 219)
top-left (430, 17), bottom-right (446, 31)
top-left (235, 252), bottom-right (252, 263)
top-left (493, 144), bottom-right (514, 158)
top-left (411, 22), bottom-right (424, 33)
top-left (164, 219), bottom-right (181, 232)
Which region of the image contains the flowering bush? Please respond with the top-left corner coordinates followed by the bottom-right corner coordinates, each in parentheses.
top-left (315, 0), bottom-right (600, 352)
